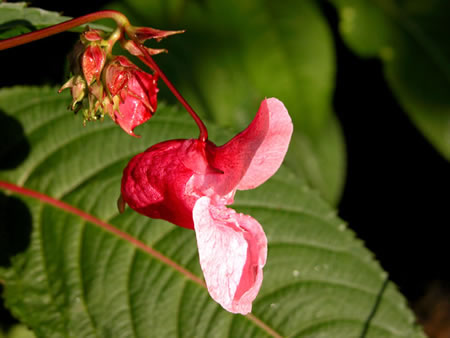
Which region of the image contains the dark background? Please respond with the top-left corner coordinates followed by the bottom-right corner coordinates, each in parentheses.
top-left (1, 0), bottom-right (449, 335)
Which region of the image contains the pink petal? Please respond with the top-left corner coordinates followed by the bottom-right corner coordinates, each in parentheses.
top-left (205, 98), bottom-right (292, 195)
top-left (237, 98), bottom-right (293, 190)
top-left (193, 196), bottom-right (267, 314)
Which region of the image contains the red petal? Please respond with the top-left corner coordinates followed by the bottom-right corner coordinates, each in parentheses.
top-left (121, 140), bottom-right (200, 229)
top-left (193, 196), bottom-right (267, 314)
top-left (117, 74), bottom-right (157, 136)
top-left (114, 95), bottom-right (151, 137)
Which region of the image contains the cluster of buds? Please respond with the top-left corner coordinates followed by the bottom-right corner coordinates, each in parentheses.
top-left (60, 26), bottom-right (180, 136)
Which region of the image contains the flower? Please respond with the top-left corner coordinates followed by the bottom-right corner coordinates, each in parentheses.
top-left (120, 98), bottom-right (293, 314)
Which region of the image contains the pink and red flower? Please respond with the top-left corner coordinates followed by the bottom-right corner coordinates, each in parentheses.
top-left (120, 98), bottom-right (293, 314)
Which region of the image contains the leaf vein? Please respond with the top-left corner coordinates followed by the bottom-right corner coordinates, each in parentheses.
top-left (258, 279), bottom-right (408, 323)
top-left (126, 248), bottom-right (138, 338)
top-left (268, 242), bottom-right (375, 273)
top-left (78, 220), bottom-right (101, 338)
top-left (37, 204), bottom-right (68, 335)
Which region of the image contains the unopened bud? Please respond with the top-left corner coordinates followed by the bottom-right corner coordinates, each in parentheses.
top-left (104, 56), bottom-right (159, 136)
top-left (82, 44), bottom-right (106, 85)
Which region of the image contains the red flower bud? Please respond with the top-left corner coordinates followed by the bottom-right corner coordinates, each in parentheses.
top-left (104, 56), bottom-right (159, 136)
top-left (82, 45), bottom-right (106, 85)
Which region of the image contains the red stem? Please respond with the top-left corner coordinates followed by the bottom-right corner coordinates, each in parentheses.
top-left (135, 49), bottom-right (208, 142)
top-left (0, 10), bottom-right (128, 51)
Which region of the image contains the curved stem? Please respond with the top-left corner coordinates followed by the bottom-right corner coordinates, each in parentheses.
top-left (0, 10), bottom-right (129, 51)
top-left (135, 48), bottom-right (209, 142)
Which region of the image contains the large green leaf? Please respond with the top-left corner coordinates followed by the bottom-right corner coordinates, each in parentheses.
top-left (329, 0), bottom-right (450, 160)
top-left (0, 86), bottom-right (423, 337)
top-left (0, 2), bottom-right (110, 40)
top-left (106, 0), bottom-right (346, 204)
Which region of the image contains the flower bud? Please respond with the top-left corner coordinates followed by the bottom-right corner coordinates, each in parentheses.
top-left (82, 44), bottom-right (106, 85)
top-left (103, 56), bottom-right (159, 136)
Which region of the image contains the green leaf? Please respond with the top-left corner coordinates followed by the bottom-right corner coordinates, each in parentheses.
top-left (0, 2), bottom-right (70, 32)
top-left (107, 0), bottom-right (346, 205)
top-left (0, 86), bottom-right (423, 337)
top-left (0, 2), bottom-right (111, 40)
top-left (329, 0), bottom-right (450, 160)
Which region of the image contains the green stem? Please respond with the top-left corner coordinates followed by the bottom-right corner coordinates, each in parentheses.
top-left (0, 10), bottom-right (129, 51)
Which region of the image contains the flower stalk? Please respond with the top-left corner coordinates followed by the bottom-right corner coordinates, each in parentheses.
top-left (133, 45), bottom-right (209, 141)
